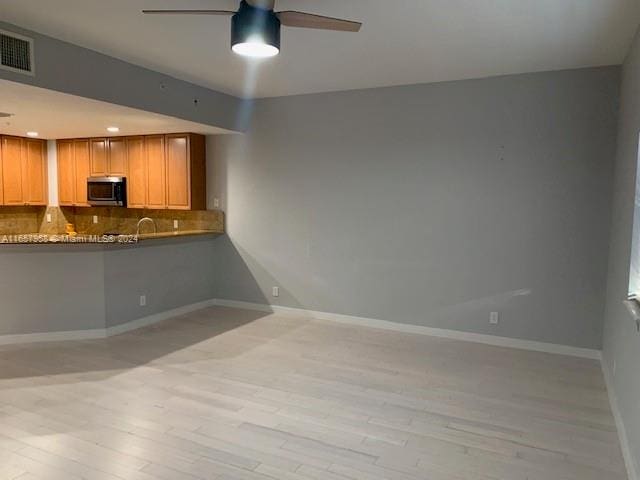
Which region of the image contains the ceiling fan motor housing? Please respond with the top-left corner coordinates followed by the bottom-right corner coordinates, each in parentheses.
top-left (231, 0), bottom-right (281, 53)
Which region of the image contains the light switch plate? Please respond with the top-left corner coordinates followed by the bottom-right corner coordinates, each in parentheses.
top-left (213, 198), bottom-right (220, 208)
top-left (139, 295), bottom-right (147, 307)
top-left (489, 312), bottom-right (499, 325)
top-left (93, 215), bottom-right (98, 224)
top-left (272, 286), bottom-right (279, 298)
top-left (46, 213), bottom-right (52, 223)
top-left (173, 220), bottom-right (179, 229)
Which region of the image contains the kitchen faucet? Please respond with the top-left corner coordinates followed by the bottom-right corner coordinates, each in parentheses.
top-left (135, 217), bottom-right (157, 236)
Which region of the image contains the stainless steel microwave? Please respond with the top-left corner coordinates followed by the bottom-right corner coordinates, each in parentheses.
top-left (87, 177), bottom-right (127, 207)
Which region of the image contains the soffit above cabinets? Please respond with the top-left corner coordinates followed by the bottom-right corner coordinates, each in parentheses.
top-left (0, 79), bottom-right (236, 139)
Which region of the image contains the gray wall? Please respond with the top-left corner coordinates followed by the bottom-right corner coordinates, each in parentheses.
top-left (0, 237), bottom-right (217, 335)
top-left (104, 237), bottom-right (217, 328)
top-left (602, 26), bottom-right (640, 478)
top-left (0, 21), bottom-right (245, 132)
top-left (209, 67), bottom-right (620, 349)
top-left (0, 245), bottom-right (105, 335)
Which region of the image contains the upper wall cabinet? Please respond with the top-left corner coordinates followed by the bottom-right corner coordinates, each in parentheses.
top-left (57, 139), bottom-right (90, 207)
top-left (0, 135), bottom-right (48, 206)
top-left (89, 138), bottom-right (127, 177)
top-left (166, 134), bottom-right (206, 211)
top-left (145, 135), bottom-right (167, 209)
top-left (108, 138), bottom-right (127, 177)
top-left (58, 133), bottom-right (206, 210)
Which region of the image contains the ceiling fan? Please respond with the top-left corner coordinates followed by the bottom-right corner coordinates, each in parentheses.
top-left (143, 0), bottom-right (362, 58)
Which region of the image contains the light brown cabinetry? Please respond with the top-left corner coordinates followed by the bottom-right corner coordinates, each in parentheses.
top-left (89, 139), bottom-right (108, 177)
top-left (57, 139), bottom-right (90, 206)
top-left (126, 137), bottom-right (146, 208)
top-left (0, 135), bottom-right (48, 206)
top-left (0, 143), bottom-right (3, 204)
top-left (90, 138), bottom-right (127, 177)
top-left (2, 136), bottom-right (24, 205)
top-left (145, 135), bottom-right (167, 209)
top-left (108, 138), bottom-right (127, 177)
top-left (166, 134), bottom-right (206, 210)
top-left (24, 139), bottom-right (48, 205)
top-left (57, 133), bottom-right (206, 210)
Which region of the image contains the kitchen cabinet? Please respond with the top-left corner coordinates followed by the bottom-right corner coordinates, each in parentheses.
top-left (57, 133), bottom-right (206, 210)
top-left (0, 142), bottom-right (3, 203)
top-left (166, 134), bottom-right (206, 210)
top-left (126, 137), bottom-right (146, 208)
top-left (0, 135), bottom-right (48, 206)
top-left (90, 138), bottom-right (127, 177)
top-left (24, 139), bottom-right (48, 205)
top-left (89, 138), bottom-right (108, 177)
top-left (129, 133), bottom-right (206, 210)
top-left (57, 140), bottom-right (74, 205)
top-left (1, 136), bottom-right (24, 205)
top-left (145, 135), bottom-right (167, 209)
top-left (108, 137), bottom-right (127, 176)
top-left (57, 139), bottom-right (90, 206)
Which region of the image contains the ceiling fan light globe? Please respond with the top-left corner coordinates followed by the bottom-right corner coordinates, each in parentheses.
top-left (231, 0), bottom-right (281, 59)
top-left (232, 42), bottom-right (279, 58)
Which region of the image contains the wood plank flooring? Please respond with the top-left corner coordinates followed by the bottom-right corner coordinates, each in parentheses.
top-left (0, 306), bottom-right (627, 479)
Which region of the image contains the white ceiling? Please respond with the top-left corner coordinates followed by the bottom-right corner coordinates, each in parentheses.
top-left (0, 80), bottom-right (234, 139)
top-left (1, 0), bottom-right (639, 99)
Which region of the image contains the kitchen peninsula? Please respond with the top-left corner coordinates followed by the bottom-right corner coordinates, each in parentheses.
top-left (0, 131), bottom-right (223, 338)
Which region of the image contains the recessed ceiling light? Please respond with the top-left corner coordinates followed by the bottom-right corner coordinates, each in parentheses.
top-left (26, 131), bottom-right (39, 137)
top-left (107, 127), bottom-right (120, 133)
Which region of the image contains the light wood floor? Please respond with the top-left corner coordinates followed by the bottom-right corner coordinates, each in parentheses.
top-left (0, 306), bottom-right (627, 480)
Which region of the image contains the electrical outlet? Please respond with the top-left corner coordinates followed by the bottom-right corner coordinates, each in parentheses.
top-left (173, 219), bottom-right (179, 229)
top-left (489, 312), bottom-right (499, 325)
top-left (272, 286), bottom-right (279, 298)
top-left (213, 198), bottom-right (220, 208)
top-left (139, 295), bottom-right (147, 307)
top-left (93, 215), bottom-right (99, 224)
top-left (46, 213), bottom-right (52, 223)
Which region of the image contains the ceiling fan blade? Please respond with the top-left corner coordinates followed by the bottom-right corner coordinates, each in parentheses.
top-left (142, 9), bottom-right (235, 15)
top-left (276, 11), bottom-right (362, 32)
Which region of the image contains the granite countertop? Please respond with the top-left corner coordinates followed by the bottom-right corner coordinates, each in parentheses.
top-left (134, 230), bottom-right (221, 240)
top-left (0, 230), bottom-right (221, 245)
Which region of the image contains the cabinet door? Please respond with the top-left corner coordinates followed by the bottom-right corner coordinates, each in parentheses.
top-left (0, 138), bottom-right (3, 205)
top-left (74, 140), bottom-right (90, 206)
top-left (57, 140), bottom-right (75, 206)
top-left (145, 135), bottom-right (166, 209)
top-left (89, 138), bottom-right (108, 177)
top-left (166, 134), bottom-right (190, 210)
top-left (1, 136), bottom-right (24, 205)
top-left (126, 137), bottom-right (146, 208)
top-left (108, 138), bottom-right (127, 176)
top-left (24, 139), bottom-right (47, 205)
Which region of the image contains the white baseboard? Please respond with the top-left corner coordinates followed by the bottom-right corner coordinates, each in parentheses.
top-left (0, 299), bottom-right (600, 360)
top-left (0, 297), bottom-right (602, 361)
top-left (106, 299), bottom-right (217, 336)
top-left (213, 298), bottom-right (601, 359)
top-left (0, 299), bottom-right (218, 346)
top-left (0, 328), bottom-right (106, 346)
top-left (602, 360), bottom-right (639, 480)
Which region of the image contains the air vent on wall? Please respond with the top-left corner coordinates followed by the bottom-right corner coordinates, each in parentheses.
top-left (0, 30), bottom-right (34, 75)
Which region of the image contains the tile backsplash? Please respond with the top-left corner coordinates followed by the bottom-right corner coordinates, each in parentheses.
top-left (0, 206), bottom-right (224, 235)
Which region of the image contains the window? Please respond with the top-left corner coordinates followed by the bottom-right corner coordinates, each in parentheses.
top-left (629, 134), bottom-right (640, 299)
